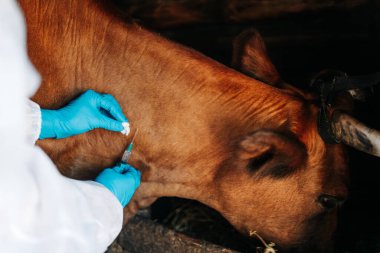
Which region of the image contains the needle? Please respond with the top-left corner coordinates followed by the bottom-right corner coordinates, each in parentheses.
top-left (121, 129), bottom-right (138, 163)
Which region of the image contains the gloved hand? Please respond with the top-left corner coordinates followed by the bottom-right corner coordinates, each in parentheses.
top-left (95, 163), bottom-right (141, 207)
top-left (39, 90), bottom-right (128, 139)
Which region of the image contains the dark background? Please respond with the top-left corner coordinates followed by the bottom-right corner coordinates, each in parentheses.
top-left (113, 1), bottom-right (380, 252)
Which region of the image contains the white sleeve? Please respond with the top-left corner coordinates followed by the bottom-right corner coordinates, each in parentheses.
top-left (26, 100), bottom-right (42, 144)
top-left (0, 1), bottom-right (123, 252)
top-left (0, 142), bottom-right (123, 253)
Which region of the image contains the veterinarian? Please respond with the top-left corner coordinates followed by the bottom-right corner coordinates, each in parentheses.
top-left (0, 1), bottom-right (140, 252)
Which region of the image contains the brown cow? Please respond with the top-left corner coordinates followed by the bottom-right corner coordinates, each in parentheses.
top-left (19, 0), bottom-right (368, 251)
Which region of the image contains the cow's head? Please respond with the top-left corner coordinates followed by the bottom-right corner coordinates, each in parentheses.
top-left (211, 30), bottom-right (352, 251)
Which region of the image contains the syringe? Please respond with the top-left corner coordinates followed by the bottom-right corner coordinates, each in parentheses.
top-left (121, 129), bottom-right (138, 163)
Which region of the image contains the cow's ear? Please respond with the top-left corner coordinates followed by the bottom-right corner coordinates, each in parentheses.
top-left (232, 29), bottom-right (281, 86)
top-left (237, 130), bottom-right (307, 178)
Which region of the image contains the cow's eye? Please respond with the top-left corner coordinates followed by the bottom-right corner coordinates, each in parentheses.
top-left (247, 151), bottom-right (273, 172)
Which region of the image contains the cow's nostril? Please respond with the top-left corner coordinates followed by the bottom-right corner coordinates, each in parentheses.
top-left (318, 194), bottom-right (345, 210)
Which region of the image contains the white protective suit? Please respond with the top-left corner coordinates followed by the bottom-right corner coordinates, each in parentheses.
top-left (0, 1), bottom-right (123, 252)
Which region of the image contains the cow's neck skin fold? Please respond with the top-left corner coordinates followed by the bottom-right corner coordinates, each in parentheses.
top-left (20, 0), bottom-right (306, 219)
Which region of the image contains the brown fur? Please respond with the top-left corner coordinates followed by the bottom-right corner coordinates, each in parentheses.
top-left (19, 0), bottom-right (348, 250)
top-left (232, 29), bottom-right (281, 86)
top-left (232, 29), bottom-right (315, 100)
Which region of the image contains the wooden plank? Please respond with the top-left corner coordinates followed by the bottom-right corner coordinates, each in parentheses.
top-left (114, 0), bottom-right (372, 28)
top-left (108, 216), bottom-right (239, 253)
top-left (225, 0), bottom-right (369, 21)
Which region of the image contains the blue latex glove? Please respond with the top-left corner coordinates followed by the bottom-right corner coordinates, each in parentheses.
top-left (95, 163), bottom-right (141, 207)
top-left (39, 90), bottom-right (128, 139)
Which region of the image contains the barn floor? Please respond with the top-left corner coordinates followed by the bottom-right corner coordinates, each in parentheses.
top-left (109, 1), bottom-right (380, 252)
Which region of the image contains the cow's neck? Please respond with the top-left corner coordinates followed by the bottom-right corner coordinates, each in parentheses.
top-left (119, 29), bottom-right (304, 214)
top-left (23, 0), bottom-right (302, 211)
top-left (103, 25), bottom-right (298, 210)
